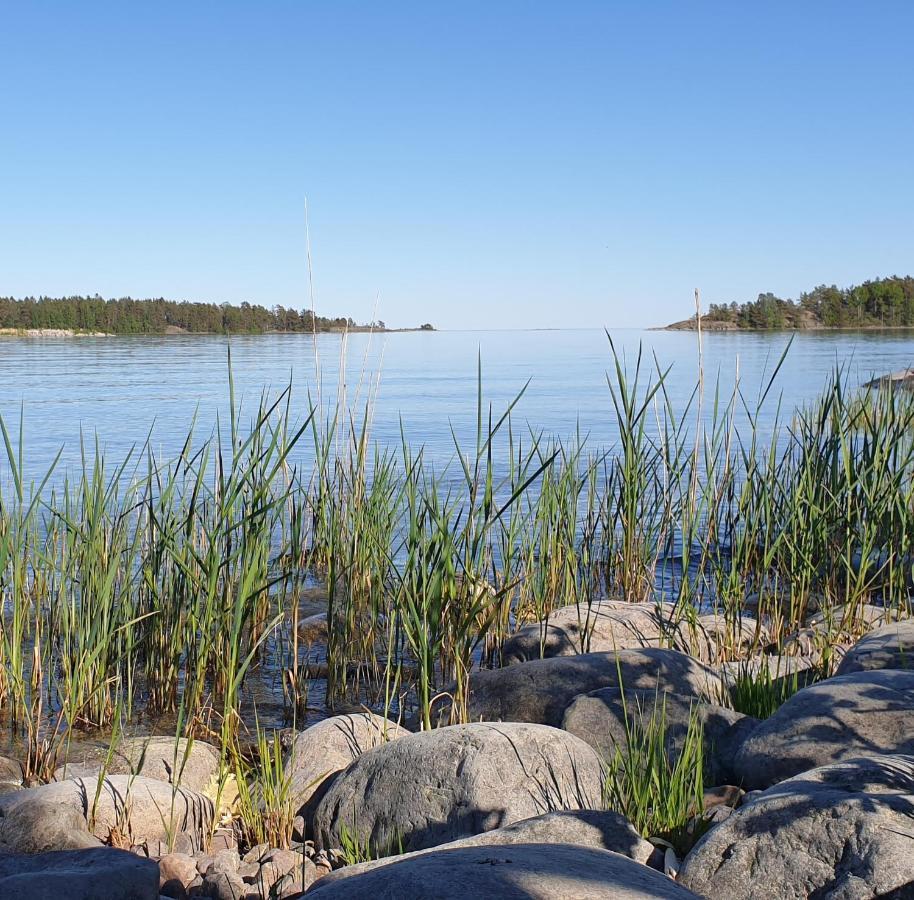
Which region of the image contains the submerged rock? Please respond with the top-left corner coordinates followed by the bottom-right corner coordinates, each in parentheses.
top-left (285, 713), bottom-right (409, 815)
top-left (305, 843), bottom-right (699, 898)
top-left (0, 847), bottom-right (159, 900)
top-left (437, 648), bottom-right (723, 727)
top-left (307, 809), bottom-right (653, 887)
top-left (310, 722), bottom-right (604, 853)
top-left (732, 669), bottom-right (914, 789)
top-left (679, 754), bottom-right (914, 899)
top-left (0, 774), bottom-right (214, 854)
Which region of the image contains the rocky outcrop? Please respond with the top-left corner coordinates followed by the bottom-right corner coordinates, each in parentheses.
top-left (0, 775), bottom-right (214, 854)
top-left (679, 754), bottom-right (914, 899)
top-left (436, 648), bottom-right (723, 727)
top-left (732, 669), bottom-right (914, 789)
top-left (285, 713), bottom-right (409, 814)
top-left (310, 723), bottom-right (604, 853)
top-left (305, 843), bottom-right (699, 898)
top-left (0, 847), bottom-right (159, 900)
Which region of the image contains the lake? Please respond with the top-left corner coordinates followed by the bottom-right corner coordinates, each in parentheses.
top-left (1, 328), bottom-right (914, 482)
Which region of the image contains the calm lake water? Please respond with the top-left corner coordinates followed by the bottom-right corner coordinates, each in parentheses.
top-left (1, 328), bottom-right (914, 482)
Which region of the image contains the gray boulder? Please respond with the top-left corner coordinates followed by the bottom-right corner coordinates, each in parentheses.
top-left (284, 713), bottom-right (409, 814)
top-left (56, 737), bottom-right (220, 793)
top-left (0, 775), bottom-right (214, 854)
top-left (0, 847), bottom-right (159, 899)
top-left (308, 809), bottom-right (653, 886)
top-left (679, 754), bottom-right (914, 899)
top-left (562, 688), bottom-right (752, 785)
top-left (837, 619), bottom-right (914, 675)
top-left (436, 648), bottom-right (723, 727)
top-left (733, 669), bottom-right (914, 789)
top-left (305, 843), bottom-right (698, 898)
top-left (310, 722), bottom-right (604, 853)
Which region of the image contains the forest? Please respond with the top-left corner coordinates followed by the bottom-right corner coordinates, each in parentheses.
top-left (702, 275), bottom-right (914, 329)
top-left (0, 295), bottom-right (368, 334)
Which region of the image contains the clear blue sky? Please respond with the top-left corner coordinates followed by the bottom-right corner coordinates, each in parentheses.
top-left (2, 2), bottom-right (912, 329)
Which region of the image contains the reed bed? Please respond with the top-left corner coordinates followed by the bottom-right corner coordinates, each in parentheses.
top-left (1, 341), bottom-right (914, 785)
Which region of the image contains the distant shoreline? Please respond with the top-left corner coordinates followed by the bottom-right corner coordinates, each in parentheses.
top-left (0, 326), bottom-right (433, 338)
top-left (656, 318), bottom-right (914, 333)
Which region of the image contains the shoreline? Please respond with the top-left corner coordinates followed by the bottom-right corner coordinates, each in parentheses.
top-left (0, 326), bottom-right (433, 338)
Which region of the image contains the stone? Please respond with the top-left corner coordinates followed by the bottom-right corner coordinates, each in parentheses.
top-left (285, 713), bottom-right (409, 814)
top-left (679, 754), bottom-right (914, 899)
top-left (159, 851), bottom-right (198, 897)
top-left (0, 847), bottom-right (159, 899)
top-left (304, 843), bottom-right (700, 898)
top-left (0, 755), bottom-right (23, 787)
top-left (306, 808), bottom-right (653, 886)
top-left (56, 736), bottom-right (220, 793)
top-left (0, 774), bottom-right (214, 854)
top-left (732, 669), bottom-right (914, 789)
top-left (561, 687), bottom-right (748, 785)
top-left (837, 619), bottom-right (914, 675)
top-left (310, 722), bottom-right (604, 852)
top-left (717, 653), bottom-right (822, 694)
top-left (201, 870), bottom-right (249, 899)
top-left (435, 648), bottom-right (723, 727)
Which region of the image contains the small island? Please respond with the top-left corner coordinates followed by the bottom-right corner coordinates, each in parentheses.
top-left (664, 275), bottom-right (914, 331)
top-left (0, 295), bottom-right (434, 335)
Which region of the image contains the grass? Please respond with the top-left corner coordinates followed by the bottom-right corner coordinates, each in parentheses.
top-left (3, 337), bottom-right (914, 846)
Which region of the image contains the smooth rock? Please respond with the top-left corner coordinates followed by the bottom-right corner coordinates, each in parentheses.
top-left (732, 669), bottom-right (914, 789)
top-left (311, 722), bottom-right (604, 852)
top-left (159, 852), bottom-right (198, 897)
top-left (436, 648), bottom-right (723, 727)
top-left (306, 809), bottom-right (652, 886)
top-left (837, 619), bottom-right (914, 675)
top-left (304, 843), bottom-right (700, 898)
top-left (562, 687), bottom-right (748, 784)
top-left (0, 847), bottom-right (159, 899)
top-left (679, 754), bottom-right (914, 899)
top-left (0, 774), bottom-right (214, 854)
top-left (285, 713), bottom-right (408, 814)
top-left (56, 737), bottom-right (220, 793)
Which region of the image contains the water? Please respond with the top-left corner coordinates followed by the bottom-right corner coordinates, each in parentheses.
top-left (1, 328), bottom-right (913, 480)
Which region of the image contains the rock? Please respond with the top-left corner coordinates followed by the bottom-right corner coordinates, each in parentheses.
top-left (285, 713), bottom-right (409, 814)
top-left (304, 843), bottom-right (700, 898)
top-left (837, 619), bottom-right (914, 675)
top-left (0, 775), bottom-right (214, 854)
top-left (502, 600), bottom-right (762, 665)
top-left (201, 870), bottom-right (249, 899)
top-left (0, 755), bottom-right (23, 786)
top-left (717, 653), bottom-right (822, 694)
top-left (436, 648), bottom-right (723, 727)
top-left (311, 722), bottom-right (604, 853)
top-left (679, 754), bottom-right (914, 899)
top-left (0, 847), bottom-right (159, 899)
top-left (732, 669), bottom-right (914, 789)
top-left (561, 687), bottom-right (747, 785)
top-left (783, 603), bottom-right (895, 659)
top-left (56, 737), bottom-right (220, 793)
top-left (306, 808), bottom-right (653, 886)
top-left (160, 852), bottom-right (198, 897)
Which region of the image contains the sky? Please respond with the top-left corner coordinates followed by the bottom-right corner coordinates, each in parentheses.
top-left (1, 2), bottom-right (912, 330)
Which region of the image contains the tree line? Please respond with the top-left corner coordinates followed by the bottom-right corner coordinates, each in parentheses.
top-left (704, 276), bottom-right (914, 329)
top-left (0, 295), bottom-right (367, 334)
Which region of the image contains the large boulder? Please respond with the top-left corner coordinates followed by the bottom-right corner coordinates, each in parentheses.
top-left (502, 600), bottom-right (761, 665)
top-left (308, 809), bottom-right (653, 887)
top-left (435, 648), bottom-right (723, 727)
top-left (732, 669), bottom-right (914, 789)
top-left (0, 775), bottom-right (214, 854)
top-left (285, 713), bottom-right (409, 814)
top-left (305, 843), bottom-right (699, 898)
top-left (561, 688), bottom-right (752, 785)
top-left (0, 847), bottom-right (159, 899)
top-left (56, 737), bottom-right (220, 793)
top-left (679, 754), bottom-right (914, 899)
top-left (837, 619), bottom-right (914, 675)
top-left (310, 723), bottom-right (604, 853)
